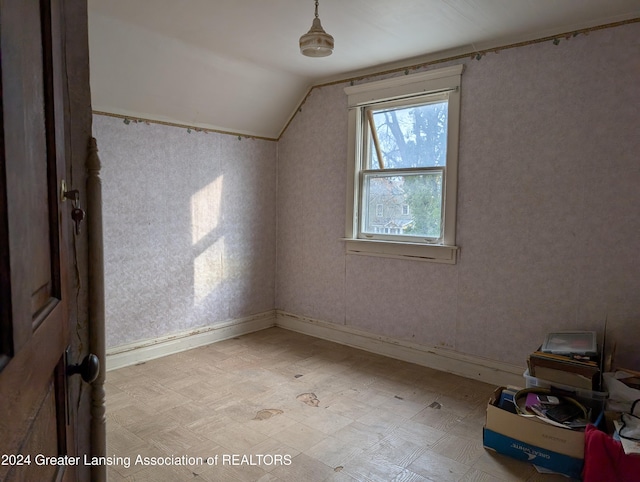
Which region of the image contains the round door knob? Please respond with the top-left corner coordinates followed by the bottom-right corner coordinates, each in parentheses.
top-left (67, 353), bottom-right (100, 383)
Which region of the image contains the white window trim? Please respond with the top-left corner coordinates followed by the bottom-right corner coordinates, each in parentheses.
top-left (344, 65), bottom-right (464, 264)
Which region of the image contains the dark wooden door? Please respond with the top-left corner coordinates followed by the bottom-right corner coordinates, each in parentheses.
top-left (0, 0), bottom-right (82, 480)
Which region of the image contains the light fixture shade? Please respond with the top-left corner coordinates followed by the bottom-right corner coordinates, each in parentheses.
top-left (299, 17), bottom-right (334, 57)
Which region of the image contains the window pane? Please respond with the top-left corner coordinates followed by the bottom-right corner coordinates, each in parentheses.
top-left (362, 171), bottom-right (443, 240)
top-left (368, 100), bottom-right (448, 170)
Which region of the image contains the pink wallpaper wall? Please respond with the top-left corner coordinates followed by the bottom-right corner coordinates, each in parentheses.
top-left (277, 23), bottom-right (640, 368)
top-left (95, 117), bottom-right (277, 348)
top-left (96, 22), bottom-right (638, 371)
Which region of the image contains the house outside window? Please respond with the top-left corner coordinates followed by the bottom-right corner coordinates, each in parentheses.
top-left (344, 65), bottom-right (463, 264)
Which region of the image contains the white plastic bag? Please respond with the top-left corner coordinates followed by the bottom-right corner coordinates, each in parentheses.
top-left (604, 371), bottom-right (640, 412)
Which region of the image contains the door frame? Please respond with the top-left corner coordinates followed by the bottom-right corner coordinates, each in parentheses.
top-left (59, 1), bottom-right (107, 481)
top-left (86, 137), bottom-right (107, 482)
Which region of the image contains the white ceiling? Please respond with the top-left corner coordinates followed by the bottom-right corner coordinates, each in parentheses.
top-left (88, 0), bottom-right (640, 139)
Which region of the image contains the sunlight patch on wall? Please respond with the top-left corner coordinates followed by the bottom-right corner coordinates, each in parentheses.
top-left (194, 237), bottom-right (224, 303)
top-left (191, 176), bottom-right (223, 245)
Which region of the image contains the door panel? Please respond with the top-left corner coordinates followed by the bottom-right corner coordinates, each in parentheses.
top-left (23, 0), bottom-right (55, 327)
top-left (0, 0), bottom-right (78, 480)
top-left (7, 381), bottom-right (59, 482)
top-left (0, 303), bottom-right (66, 464)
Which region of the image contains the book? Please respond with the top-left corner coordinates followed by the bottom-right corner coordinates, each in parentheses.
top-left (532, 366), bottom-right (597, 391)
top-left (545, 403), bottom-right (583, 423)
top-left (528, 350), bottom-right (601, 390)
top-left (529, 403), bottom-right (548, 417)
top-left (527, 404), bottom-right (582, 429)
top-left (525, 393), bottom-right (542, 412)
top-left (529, 349), bottom-right (599, 367)
top-left (498, 387), bottom-right (518, 413)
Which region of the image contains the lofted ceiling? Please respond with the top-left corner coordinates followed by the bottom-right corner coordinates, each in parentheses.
top-left (88, 0), bottom-right (640, 139)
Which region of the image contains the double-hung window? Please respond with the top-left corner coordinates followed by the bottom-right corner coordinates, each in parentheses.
top-left (344, 65), bottom-right (463, 264)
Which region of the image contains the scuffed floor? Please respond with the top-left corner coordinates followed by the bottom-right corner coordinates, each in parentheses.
top-left (105, 327), bottom-right (571, 481)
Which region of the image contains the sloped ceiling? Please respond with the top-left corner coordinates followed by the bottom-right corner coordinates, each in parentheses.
top-left (88, 0), bottom-right (640, 139)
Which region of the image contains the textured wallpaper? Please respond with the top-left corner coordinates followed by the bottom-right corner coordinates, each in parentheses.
top-left (277, 22), bottom-right (640, 368)
top-left (94, 116), bottom-right (277, 348)
top-left (96, 22), bottom-right (639, 370)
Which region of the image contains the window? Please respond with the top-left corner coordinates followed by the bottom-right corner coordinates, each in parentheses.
top-left (344, 65), bottom-right (463, 264)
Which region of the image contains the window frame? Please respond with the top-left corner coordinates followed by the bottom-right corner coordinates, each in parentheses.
top-left (343, 65), bottom-right (464, 264)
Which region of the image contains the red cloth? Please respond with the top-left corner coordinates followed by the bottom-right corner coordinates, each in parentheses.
top-left (583, 424), bottom-right (640, 482)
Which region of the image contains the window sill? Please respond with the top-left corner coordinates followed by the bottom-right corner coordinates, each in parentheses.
top-left (342, 238), bottom-right (458, 264)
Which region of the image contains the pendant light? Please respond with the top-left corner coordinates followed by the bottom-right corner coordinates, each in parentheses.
top-left (299, 0), bottom-right (334, 57)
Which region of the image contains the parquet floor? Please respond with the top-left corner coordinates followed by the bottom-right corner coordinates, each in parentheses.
top-left (105, 327), bottom-right (573, 481)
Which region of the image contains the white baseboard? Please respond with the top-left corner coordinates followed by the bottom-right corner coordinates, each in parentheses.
top-left (106, 311), bottom-right (277, 371)
top-left (275, 311), bottom-right (525, 388)
top-left (106, 308), bottom-right (525, 388)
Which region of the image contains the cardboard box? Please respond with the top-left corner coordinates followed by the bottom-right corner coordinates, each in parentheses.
top-left (483, 387), bottom-right (585, 479)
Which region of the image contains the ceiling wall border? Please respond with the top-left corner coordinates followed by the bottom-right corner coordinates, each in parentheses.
top-left (92, 110), bottom-right (278, 142)
top-left (277, 17), bottom-right (640, 140)
top-left (90, 17), bottom-right (639, 142)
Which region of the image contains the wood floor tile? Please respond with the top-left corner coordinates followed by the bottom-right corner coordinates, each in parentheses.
top-left (293, 409), bottom-right (354, 435)
top-left (269, 453), bottom-right (334, 482)
top-left (406, 449), bottom-right (471, 481)
top-left (106, 422), bottom-right (147, 455)
top-left (125, 462), bottom-right (210, 481)
top-left (203, 420), bottom-right (270, 453)
top-left (248, 437), bottom-right (301, 471)
top-left (341, 454), bottom-right (406, 482)
top-left (391, 468), bottom-right (431, 482)
top-left (376, 393), bottom-right (430, 419)
top-left (332, 421), bottom-right (388, 450)
top-left (341, 385), bottom-right (397, 407)
top-left (460, 467), bottom-right (512, 481)
top-left (430, 432), bottom-right (486, 466)
top-left (434, 393), bottom-right (485, 418)
top-left (144, 425), bottom-right (211, 454)
top-left (471, 450), bottom-right (536, 481)
top-left (356, 405), bottom-right (408, 434)
top-left (271, 422), bottom-right (328, 452)
top-left (104, 327), bottom-right (569, 481)
top-left (389, 420), bottom-right (447, 448)
top-left (198, 459), bottom-right (271, 482)
top-left (410, 405), bottom-right (463, 432)
top-left (323, 469), bottom-right (362, 482)
top-left (248, 412), bottom-right (299, 437)
top-left (305, 434), bottom-right (364, 469)
top-left (371, 433), bottom-right (428, 468)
